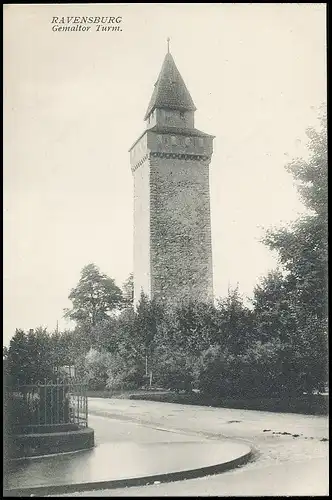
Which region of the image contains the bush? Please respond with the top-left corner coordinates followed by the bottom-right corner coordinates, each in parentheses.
top-left (106, 366), bottom-right (144, 392)
top-left (152, 348), bottom-right (195, 392)
top-left (197, 340), bottom-right (301, 398)
top-left (105, 350), bottom-right (145, 392)
top-left (76, 349), bottom-right (114, 390)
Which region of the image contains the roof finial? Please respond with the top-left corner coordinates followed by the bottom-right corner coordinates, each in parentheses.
top-left (167, 37), bottom-right (170, 54)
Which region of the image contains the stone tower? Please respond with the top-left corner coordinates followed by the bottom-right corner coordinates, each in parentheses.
top-left (129, 44), bottom-right (214, 307)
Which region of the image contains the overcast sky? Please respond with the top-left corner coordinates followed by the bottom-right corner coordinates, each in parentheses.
top-left (3, 3), bottom-right (326, 345)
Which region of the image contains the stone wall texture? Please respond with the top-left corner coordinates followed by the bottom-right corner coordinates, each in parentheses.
top-left (131, 128), bottom-right (214, 307)
top-left (150, 157), bottom-right (213, 305)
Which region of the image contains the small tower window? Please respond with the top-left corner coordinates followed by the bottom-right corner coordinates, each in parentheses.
top-left (171, 136), bottom-right (177, 145)
top-left (185, 137), bottom-right (191, 146)
top-left (199, 138), bottom-right (204, 147)
top-left (180, 111), bottom-right (185, 120)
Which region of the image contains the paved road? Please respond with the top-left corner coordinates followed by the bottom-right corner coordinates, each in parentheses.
top-left (90, 414), bottom-right (203, 444)
top-left (69, 398), bottom-right (329, 496)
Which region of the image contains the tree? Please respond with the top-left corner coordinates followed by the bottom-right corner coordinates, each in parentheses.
top-left (100, 307), bottom-right (147, 391)
top-left (26, 327), bottom-right (53, 382)
top-left (3, 346), bottom-right (8, 359)
top-left (5, 328), bottom-right (54, 385)
top-left (286, 108), bottom-right (327, 220)
top-left (252, 270), bottom-right (297, 343)
top-left (263, 109), bottom-right (327, 323)
top-left (90, 317), bottom-right (121, 352)
top-left (260, 108), bottom-right (328, 392)
top-left (3, 346), bottom-right (9, 380)
top-left (106, 349), bottom-right (145, 392)
top-left (64, 264), bottom-right (124, 327)
top-left (167, 301), bottom-right (216, 356)
top-left (153, 346), bottom-right (195, 392)
top-left (122, 273), bottom-right (134, 307)
top-left (5, 330), bottom-right (27, 385)
top-left (76, 348), bottom-right (114, 391)
top-left (134, 292), bottom-right (165, 385)
top-left (214, 286), bottom-right (255, 354)
top-left (197, 338), bottom-right (300, 398)
top-left (49, 329), bottom-right (84, 369)
top-left (141, 292), bottom-right (255, 392)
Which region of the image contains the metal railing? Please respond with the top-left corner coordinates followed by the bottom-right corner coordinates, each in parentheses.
top-left (4, 378), bottom-right (88, 433)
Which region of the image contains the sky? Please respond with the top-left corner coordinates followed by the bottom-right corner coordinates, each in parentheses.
top-left (3, 3), bottom-right (326, 345)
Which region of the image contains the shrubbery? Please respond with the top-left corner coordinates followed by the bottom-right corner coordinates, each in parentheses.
top-left (4, 285), bottom-right (327, 399)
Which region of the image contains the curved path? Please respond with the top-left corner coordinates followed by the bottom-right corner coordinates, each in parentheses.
top-left (4, 415), bottom-right (252, 496)
top-left (81, 397), bottom-right (329, 496)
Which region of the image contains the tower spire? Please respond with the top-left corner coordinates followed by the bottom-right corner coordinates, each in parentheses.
top-left (144, 43), bottom-right (196, 121)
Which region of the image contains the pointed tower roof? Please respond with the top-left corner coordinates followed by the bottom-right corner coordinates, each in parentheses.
top-left (144, 50), bottom-right (197, 121)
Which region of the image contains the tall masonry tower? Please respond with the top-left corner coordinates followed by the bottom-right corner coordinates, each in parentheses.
top-left (129, 42), bottom-right (215, 307)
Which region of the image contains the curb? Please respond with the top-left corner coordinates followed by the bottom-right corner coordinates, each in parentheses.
top-left (3, 447), bottom-right (254, 497)
top-left (6, 427), bottom-right (95, 461)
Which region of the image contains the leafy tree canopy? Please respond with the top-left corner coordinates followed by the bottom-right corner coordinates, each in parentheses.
top-left (64, 263), bottom-right (124, 327)
top-left (122, 273), bottom-right (134, 306)
top-left (263, 108), bottom-right (327, 323)
top-left (5, 328), bottom-right (54, 384)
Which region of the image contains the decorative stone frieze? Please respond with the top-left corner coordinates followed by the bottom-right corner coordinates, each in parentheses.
top-left (149, 152), bottom-right (211, 162)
